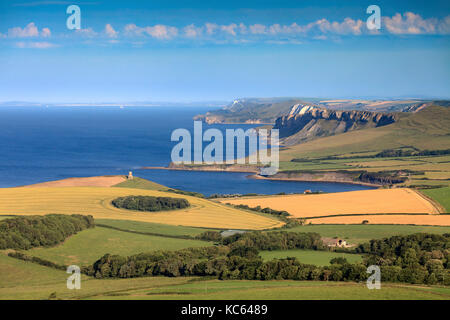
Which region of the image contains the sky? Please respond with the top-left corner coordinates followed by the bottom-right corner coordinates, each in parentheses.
top-left (0, 0), bottom-right (449, 103)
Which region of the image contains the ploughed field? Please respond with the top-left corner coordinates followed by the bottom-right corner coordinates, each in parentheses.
top-left (0, 186), bottom-right (283, 230)
top-left (221, 188), bottom-right (450, 226)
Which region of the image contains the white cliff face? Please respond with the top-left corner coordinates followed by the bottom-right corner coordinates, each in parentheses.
top-left (288, 104), bottom-right (316, 116)
top-left (275, 104), bottom-right (398, 145)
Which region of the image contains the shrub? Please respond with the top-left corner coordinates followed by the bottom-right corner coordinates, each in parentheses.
top-left (0, 214), bottom-right (94, 250)
top-left (112, 195), bottom-right (190, 212)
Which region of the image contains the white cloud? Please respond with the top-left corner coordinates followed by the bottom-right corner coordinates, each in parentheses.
top-left (15, 41), bottom-right (57, 49)
top-left (145, 25), bottom-right (178, 39)
top-left (8, 22), bottom-right (40, 37)
top-left (183, 24), bottom-right (202, 38)
top-left (104, 24), bottom-right (118, 38)
top-left (220, 23), bottom-right (237, 36)
top-left (249, 24), bottom-right (267, 35)
top-left (123, 24), bottom-right (178, 39)
top-left (205, 23), bottom-right (218, 35)
top-left (384, 12), bottom-right (450, 35)
top-left (75, 27), bottom-right (97, 38)
top-left (41, 27), bottom-right (51, 37)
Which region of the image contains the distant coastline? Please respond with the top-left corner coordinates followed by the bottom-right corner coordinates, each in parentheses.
top-left (141, 164), bottom-right (382, 188)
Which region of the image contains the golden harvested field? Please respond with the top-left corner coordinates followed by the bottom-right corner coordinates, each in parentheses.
top-left (307, 214), bottom-right (450, 226)
top-left (0, 187), bottom-right (283, 230)
top-left (22, 176), bottom-right (127, 187)
top-left (221, 188), bottom-right (441, 217)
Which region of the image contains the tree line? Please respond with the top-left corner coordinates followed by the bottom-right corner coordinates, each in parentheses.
top-left (86, 232), bottom-right (449, 285)
top-left (0, 214), bottom-right (94, 250)
top-left (112, 195), bottom-right (190, 212)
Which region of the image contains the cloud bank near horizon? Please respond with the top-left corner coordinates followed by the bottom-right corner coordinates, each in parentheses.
top-left (1, 12), bottom-right (449, 48)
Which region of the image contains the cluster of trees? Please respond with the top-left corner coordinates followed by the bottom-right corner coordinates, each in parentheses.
top-left (85, 245), bottom-right (370, 282)
top-left (229, 204), bottom-right (291, 217)
top-left (375, 148), bottom-right (450, 158)
top-left (166, 189), bottom-right (205, 198)
top-left (356, 233), bottom-right (450, 285)
top-left (221, 231), bottom-right (324, 251)
top-left (0, 214), bottom-right (94, 250)
top-left (358, 172), bottom-right (407, 185)
top-left (208, 193), bottom-right (262, 199)
top-left (86, 232), bottom-right (449, 285)
top-left (291, 148), bottom-right (450, 162)
top-left (196, 231), bottom-right (322, 250)
top-left (112, 195), bottom-right (190, 212)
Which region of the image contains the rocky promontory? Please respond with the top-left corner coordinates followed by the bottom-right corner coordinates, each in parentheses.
top-left (274, 104), bottom-right (398, 145)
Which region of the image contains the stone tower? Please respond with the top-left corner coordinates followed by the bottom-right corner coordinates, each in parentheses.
top-left (128, 171), bottom-right (133, 180)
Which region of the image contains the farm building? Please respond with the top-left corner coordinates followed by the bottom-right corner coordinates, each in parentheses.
top-left (322, 237), bottom-right (350, 248)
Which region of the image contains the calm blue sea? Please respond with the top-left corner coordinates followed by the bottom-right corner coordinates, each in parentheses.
top-left (0, 106), bottom-right (373, 195)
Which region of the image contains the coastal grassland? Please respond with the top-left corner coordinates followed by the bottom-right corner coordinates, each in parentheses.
top-left (280, 224), bottom-right (450, 245)
top-left (23, 176), bottom-right (127, 187)
top-left (1, 253), bottom-right (448, 300)
top-left (422, 187), bottom-right (450, 213)
top-left (25, 226), bottom-right (211, 266)
top-left (221, 188), bottom-right (440, 217)
top-left (113, 176), bottom-right (168, 191)
top-left (0, 187), bottom-right (284, 230)
top-left (259, 249), bottom-right (362, 265)
top-left (95, 219), bottom-right (213, 237)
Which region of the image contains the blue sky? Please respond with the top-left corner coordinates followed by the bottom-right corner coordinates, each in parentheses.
top-left (0, 0), bottom-right (449, 103)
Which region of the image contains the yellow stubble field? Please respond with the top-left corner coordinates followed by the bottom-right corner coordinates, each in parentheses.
top-left (0, 187), bottom-right (284, 230)
top-left (220, 188), bottom-right (448, 225)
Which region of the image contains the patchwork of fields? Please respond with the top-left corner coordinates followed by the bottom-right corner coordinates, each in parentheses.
top-left (0, 186), bottom-right (283, 230)
top-left (221, 188), bottom-right (448, 223)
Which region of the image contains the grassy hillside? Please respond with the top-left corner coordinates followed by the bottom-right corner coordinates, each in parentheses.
top-left (0, 187), bottom-right (284, 230)
top-left (25, 226), bottom-right (210, 265)
top-left (96, 219), bottom-right (213, 237)
top-left (113, 177), bottom-right (168, 191)
top-left (280, 106), bottom-right (450, 160)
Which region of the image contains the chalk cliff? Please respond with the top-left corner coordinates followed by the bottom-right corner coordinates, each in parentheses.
top-left (274, 104), bottom-right (398, 145)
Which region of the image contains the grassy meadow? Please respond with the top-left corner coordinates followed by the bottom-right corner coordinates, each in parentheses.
top-left (96, 219), bottom-right (213, 237)
top-left (422, 187), bottom-right (450, 213)
top-left (1, 252), bottom-right (448, 300)
top-left (25, 226), bottom-right (210, 266)
top-left (259, 249), bottom-right (362, 265)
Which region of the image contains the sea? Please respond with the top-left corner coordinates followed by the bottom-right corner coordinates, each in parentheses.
top-left (0, 106), bottom-right (374, 196)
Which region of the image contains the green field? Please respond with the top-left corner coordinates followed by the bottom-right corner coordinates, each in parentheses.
top-left (96, 219), bottom-right (213, 237)
top-left (0, 215), bottom-right (15, 221)
top-left (1, 254), bottom-right (448, 300)
top-left (279, 224), bottom-right (450, 245)
top-left (259, 249), bottom-right (363, 265)
top-left (25, 226), bottom-right (211, 266)
top-left (422, 187), bottom-right (450, 213)
top-left (107, 280), bottom-right (450, 300)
